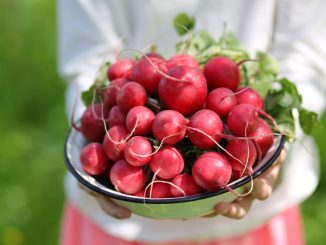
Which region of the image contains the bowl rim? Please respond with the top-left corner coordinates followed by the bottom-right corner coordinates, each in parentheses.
top-left (64, 129), bottom-right (285, 204)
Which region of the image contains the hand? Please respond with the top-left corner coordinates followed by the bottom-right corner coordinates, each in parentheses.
top-left (79, 183), bottom-right (131, 219)
top-left (210, 149), bottom-right (286, 219)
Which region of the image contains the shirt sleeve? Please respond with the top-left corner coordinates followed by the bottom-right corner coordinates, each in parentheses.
top-left (272, 0), bottom-right (326, 114)
top-left (266, 0), bottom-right (326, 210)
top-left (57, 0), bottom-right (128, 117)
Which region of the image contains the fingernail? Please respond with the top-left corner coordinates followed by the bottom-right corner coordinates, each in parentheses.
top-left (219, 209), bottom-right (228, 215)
top-left (116, 212), bottom-right (126, 219)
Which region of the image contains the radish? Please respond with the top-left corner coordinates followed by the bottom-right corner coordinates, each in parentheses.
top-left (170, 174), bottom-right (202, 197)
top-left (145, 52), bottom-right (164, 59)
top-left (229, 170), bottom-right (243, 183)
top-left (109, 159), bottom-right (146, 194)
top-left (206, 88), bottom-right (237, 118)
top-left (236, 87), bottom-right (264, 109)
top-left (145, 181), bottom-right (172, 198)
top-left (103, 78), bottom-right (129, 108)
top-left (187, 109), bottom-right (223, 150)
top-left (225, 139), bottom-right (257, 174)
top-left (133, 189), bottom-right (145, 197)
top-left (102, 125), bottom-right (130, 161)
top-left (126, 106), bottom-right (155, 135)
top-left (80, 143), bottom-right (109, 175)
top-left (149, 146), bottom-right (184, 180)
top-left (107, 59), bottom-right (134, 81)
top-left (124, 136), bottom-right (152, 166)
top-left (248, 118), bottom-right (274, 156)
top-left (192, 152), bottom-right (232, 191)
top-left (158, 65), bottom-right (207, 115)
top-left (166, 54), bottom-right (199, 70)
top-left (131, 56), bottom-right (167, 95)
top-left (203, 57), bottom-right (240, 91)
top-left (117, 82), bottom-right (147, 112)
top-left (81, 104), bottom-right (109, 142)
top-left (227, 104), bottom-right (259, 136)
top-left (108, 105), bottom-right (126, 127)
top-left (152, 110), bottom-right (186, 144)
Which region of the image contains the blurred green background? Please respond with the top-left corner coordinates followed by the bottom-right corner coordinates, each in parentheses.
top-left (0, 0), bottom-right (325, 244)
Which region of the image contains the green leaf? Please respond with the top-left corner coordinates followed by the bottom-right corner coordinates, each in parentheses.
top-left (81, 85), bottom-right (95, 106)
top-left (299, 108), bottom-right (320, 134)
top-left (81, 62), bottom-right (111, 106)
top-left (218, 32), bottom-right (246, 51)
top-left (278, 92), bottom-right (295, 107)
top-left (256, 52), bottom-right (279, 75)
top-left (250, 80), bottom-right (272, 98)
top-left (278, 78), bottom-right (302, 106)
top-left (176, 31), bottom-right (215, 55)
top-left (174, 13), bottom-right (196, 36)
top-left (150, 44), bottom-right (158, 53)
top-left (96, 62), bottom-right (111, 86)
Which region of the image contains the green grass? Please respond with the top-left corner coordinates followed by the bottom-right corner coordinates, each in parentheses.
top-left (301, 113), bottom-right (326, 244)
top-left (0, 0), bottom-right (325, 244)
top-left (0, 0), bottom-right (67, 244)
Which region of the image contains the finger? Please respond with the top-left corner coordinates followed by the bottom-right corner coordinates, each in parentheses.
top-left (251, 149), bottom-right (286, 200)
top-left (97, 195), bottom-right (131, 219)
top-left (78, 183), bottom-right (100, 198)
top-left (251, 178), bottom-right (272, 200)
top-left (214, 195), bottom-right (254, 219)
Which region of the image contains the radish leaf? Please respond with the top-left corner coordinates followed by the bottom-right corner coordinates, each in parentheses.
top-left (174, 13), bottom-right (196, 36)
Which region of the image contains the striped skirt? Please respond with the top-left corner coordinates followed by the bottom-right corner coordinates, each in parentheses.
top-left (61, 202), bottom-right (304, 245)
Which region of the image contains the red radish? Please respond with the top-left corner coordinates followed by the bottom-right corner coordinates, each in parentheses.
top-left (229, 170), bottom-right (242, 183)
top-left (107, 59), bottom-right (134, 81)
top-left (225, 139), bottom-right (257, 174)
top-left (149, 146), bottom-right (184, 180)
top-left (124, 136), bottom-right (152, 166)
top-left (170, 174), bottom-right (202, 197)
top-left (236, 87), bottom-right (264, 109)
top-left (206, 88), bottom-right (237, 118)
top-left (81, 104), bottom-right (109, 142)
top-left (103, 78), bottom-right (129, 108)
top-left (126, 106), bottom-right (155, 135)
top-left (203, 57), bottom-right (240, 90)
top-left (248, 118), bottom-right (274, 156)
top-left (80, 143), bottom-right (109, 175)
top-left (145, 181), bottom-right (172, 198)
top-left (109, 160), bottom-right (146, 194)
top-left (198, 151), bottom-right (222, 159)
top-left (103, 125), bottom-right (130, 161)
top-left (192, 152), bottom-right (232, 191)
top-left (166, 54), bottom-right (199, 70)
top-left (227, 104), bottom-right (259, 136)
top-left (117, 82), bottom-right (147, 112)
top-left (145, 52), bottom-right (164, 59)
top-left (133, 189), bottom-right (145, 197)
top-left (152, 110), bottom-right (186, 144)
top-left (108, 105), bottom-right (126, 127)
top-left (131, 56), bottom-right (167, 95)
top-left (158, 65), bottom-right (208, 115)
top-left (188, 109), bottom-right (223, 150)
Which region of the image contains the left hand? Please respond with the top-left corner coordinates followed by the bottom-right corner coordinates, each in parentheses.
top-left (206, 149), bottom-right (286, 219)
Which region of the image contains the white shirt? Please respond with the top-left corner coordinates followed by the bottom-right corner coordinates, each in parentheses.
top-left (58, 0), bottom-right (326, 242)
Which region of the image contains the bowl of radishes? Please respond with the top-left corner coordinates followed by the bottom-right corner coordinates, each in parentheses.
top-left (65, 127), bottom-right (284, 219)
top-left (64, 14), bottom-right (318, 220)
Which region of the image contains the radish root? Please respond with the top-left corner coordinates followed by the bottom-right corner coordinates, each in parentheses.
top-left (186, 126), bottom-right (246, 168)
top-left (129, 132), bottom-right (185, 158)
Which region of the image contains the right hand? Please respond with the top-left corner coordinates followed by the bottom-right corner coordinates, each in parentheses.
top-left (79, 183), bottom-right (131, 219)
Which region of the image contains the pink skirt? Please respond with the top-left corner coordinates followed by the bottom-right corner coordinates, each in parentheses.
top-left (60, 202), bottom-right (304, 245)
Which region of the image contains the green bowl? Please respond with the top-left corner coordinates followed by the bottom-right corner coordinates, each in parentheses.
top-left (64, 129), bottom-right (285, 220)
